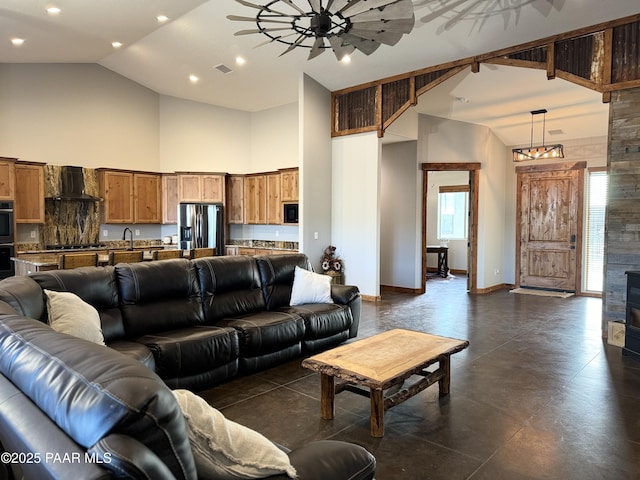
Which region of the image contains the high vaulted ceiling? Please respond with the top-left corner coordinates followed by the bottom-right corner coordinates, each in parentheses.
top-left (1, 1), bottom-right (639, 146)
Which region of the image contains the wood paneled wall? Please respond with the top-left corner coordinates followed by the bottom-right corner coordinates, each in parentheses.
top-left (603, 88), bottom-right (640, 332)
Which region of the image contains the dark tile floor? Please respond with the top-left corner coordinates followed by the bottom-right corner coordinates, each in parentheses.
top-left (198, 276), bottom-right (640, 479)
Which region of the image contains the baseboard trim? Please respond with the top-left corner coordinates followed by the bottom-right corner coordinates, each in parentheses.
top-left (381, 285), bottom-right (423, 294)
top-left (471, 283), bottom-right (512, 294)
top-left (361, 294), bottom-right (382, 302)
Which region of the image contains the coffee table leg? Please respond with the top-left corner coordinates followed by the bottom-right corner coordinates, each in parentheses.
top-left (439, 354), bottom-right (451, 396)
top-left (370, 388), bottom-right (384, 437)
top-left (320, 373), bottom-right (335, 419)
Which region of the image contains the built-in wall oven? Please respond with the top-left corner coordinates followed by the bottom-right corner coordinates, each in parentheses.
top-left (0, 201), bottom-right (15, 279)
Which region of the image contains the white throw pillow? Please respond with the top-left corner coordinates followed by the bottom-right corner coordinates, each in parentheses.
top-left (44, 289), bottom-right (105, 345)
top-left (289, 266), bottom-right (333, 306)
top-left (172, 389), bottom-right (296, 480)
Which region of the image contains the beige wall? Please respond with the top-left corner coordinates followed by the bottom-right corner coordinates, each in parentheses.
top-left (0, 64), bottom-right (160, 170)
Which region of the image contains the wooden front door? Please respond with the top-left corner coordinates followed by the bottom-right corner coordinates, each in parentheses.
top-left (516, 162), bottom-right (585, 292)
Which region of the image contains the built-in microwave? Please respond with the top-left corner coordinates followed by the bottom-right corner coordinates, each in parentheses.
top-left (283, 203), bottom-right (298, 224)
top-left (0, 201), bottom-right (14, 244)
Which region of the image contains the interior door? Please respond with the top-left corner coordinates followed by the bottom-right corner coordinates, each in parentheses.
top-left (516, 162), bottom-right (585, 292)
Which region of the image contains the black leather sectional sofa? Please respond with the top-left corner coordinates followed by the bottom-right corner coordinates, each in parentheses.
top-left (0, 254), bottom-right (374, 479)
top-left (1, 253), bottom-right (360, 390)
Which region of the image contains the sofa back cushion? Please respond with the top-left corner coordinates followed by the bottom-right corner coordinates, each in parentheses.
top-left (30, 267), bottom-right (124, 342)
top-left (0, 315), bottom-right (196, 480)
top-left (255, 254), bottom-right (313, 310)
top-left (0, 275), bottom-right (44, 320)
top-left (116, 259), bottom-right (204, 338)
top-left (193, 256), bottom-right (266, 322)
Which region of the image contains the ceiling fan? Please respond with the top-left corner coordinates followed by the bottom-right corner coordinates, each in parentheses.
top-left (227, 0), bottom-right (415, 61)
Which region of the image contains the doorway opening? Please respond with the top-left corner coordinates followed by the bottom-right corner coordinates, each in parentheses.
top-left (421, 163), bottom-right (480, 293)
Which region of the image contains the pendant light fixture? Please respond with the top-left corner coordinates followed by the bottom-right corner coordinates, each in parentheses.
top-left (512, 109), bottom-right (564, 162)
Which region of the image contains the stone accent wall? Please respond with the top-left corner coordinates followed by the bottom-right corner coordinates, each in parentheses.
top-left (603, 88), bottom-right (640, 334)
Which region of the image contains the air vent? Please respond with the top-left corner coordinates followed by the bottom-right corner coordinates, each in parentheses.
top-left (214, 64), bottom-right (233, 74)
top-left (548, 129), bottom-right (564, 135)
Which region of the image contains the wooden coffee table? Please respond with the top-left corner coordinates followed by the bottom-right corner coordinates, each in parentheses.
top-left (301, 329), bottom-right (469, 437)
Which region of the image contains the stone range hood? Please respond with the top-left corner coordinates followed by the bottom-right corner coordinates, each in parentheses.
top-left (43, 165), bottom-right (101, 246)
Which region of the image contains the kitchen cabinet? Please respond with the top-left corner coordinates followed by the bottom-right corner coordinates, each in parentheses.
top-left (177, 174), bottom-right (225, 203)
top-left (14, 163), bottom-right (45, 223)
top-left (225, 245), bottom-right (239, 256)
top-left (0, 158), bottom-right (16, 200)
top-left (100, 170), bottom-right (162, 224)
top-left (244, 175), bottom-right (266, 224)
top-left (266, 172), bottom-right (281, 224)
top-left (162, 174), bottom-right (178, 224)
top-left (280, 168), bottom-right (298, 202)
top-left (238, 247), bottom-right (257, 256)
top-left (134, 173), bottom-right (162, 224)
top-left (100, 170), bottom-right (134, 224)
top-left (226, 175), bottom-right (244, 224)
top-left (244, 173), bottom-right (282, 225)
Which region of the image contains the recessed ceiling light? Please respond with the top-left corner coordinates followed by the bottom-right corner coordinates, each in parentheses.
top-left (340, 55), bottom-right (351, 64)
top-left (157, 15), bottom-right (169, 23)
top-left (189, 75), bottom-right (199, 83)
top-left (235, 56), bottom-right (246, 66)
top-left (11, 38), bottom-right (25, 47)
top-left (111, 41), bottom-right (123, 48)
top-left (46, 6), bottom-right (61, 15)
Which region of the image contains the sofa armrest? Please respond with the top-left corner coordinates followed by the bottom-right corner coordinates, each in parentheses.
top-left (267, 440), bottom-right (375, 480)
top-left (331, 285), bottom-right (361, 338)
top-left (88, 433), bottom-right (177, 480)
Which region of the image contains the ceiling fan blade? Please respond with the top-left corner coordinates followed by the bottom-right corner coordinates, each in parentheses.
top-left (235, 27), bottom-right (293, 35)
top-left (342, 0), bottom-right (400, 17)
top-left (350, 17), bottom-right (415, 34)
top-left (348, 27), bottom-right (403, 45)
top-left (252, 32), bottom-right (299, 48)
top-left (339, 32), bottom-right (380, 55)
top-left (280, 34), bottom-right (308, 56)
top-left (280, 0), bottom-right (307, 15)
top-left (235, 0), bottom-right (290, 16)
top-left (349, 0), bottom-right (414, 22)
top-left (328, 35), bottom-right (356, 61)
top-left (308, 37), bottom-right (325, 60)
top-left (333, 0), bottom-right (361, 14)
top-left (308, 0), bottom-right (322, 13)
top-left (227, 15), bottom-right (292, 24)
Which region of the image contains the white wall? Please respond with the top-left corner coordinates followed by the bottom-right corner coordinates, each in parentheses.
top-left (0, 64), bottom-right (159, 170)
top-left (418, 114), bottom-right (507, 290)
top-left (381, 141), bottom-right (421, 289)
top-left (299, 74), bottom-right (332, 268)
top-left (332, 132), bottom-right (381, 298)
top-left (425, 170), bottom-right (469, 272)
top-left (159, 95), bottom-right (251, 174)
top-left (250, 102), bottom-right (298, 173)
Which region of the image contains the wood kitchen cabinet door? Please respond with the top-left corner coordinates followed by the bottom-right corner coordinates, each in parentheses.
top-left (266, 172), bottom-right (281, 225)
top-left (162, 174), bottom-right (178, 224)
top-left (244, 175), bottom-right (266, 224)
top-left (280, 168), bottom-right (298, 202)
top-left (200, 175), bottom-right (224, 203)
top-left (14, 164), bottom-right (45, 223)
top-left (0, 160), bottom-right (15, 200)
top-left (226, 175), bottom-right (244, 224)
top-left (134, 173), bottom-right (161, 224)
top-left (101, 170), bottom-right (134, 224)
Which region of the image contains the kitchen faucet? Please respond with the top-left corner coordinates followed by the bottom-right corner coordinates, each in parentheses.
top-left (122, 227), bottom-right (134, 251)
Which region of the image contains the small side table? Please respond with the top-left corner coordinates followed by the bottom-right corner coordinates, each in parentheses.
top-left (426, 245), bottom-right (449, 278)
top-left (325, 271), bottom-right (344, 285)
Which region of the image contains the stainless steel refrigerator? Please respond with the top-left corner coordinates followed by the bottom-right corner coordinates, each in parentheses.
top-left (178, 203), bottom-right (224, 253)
